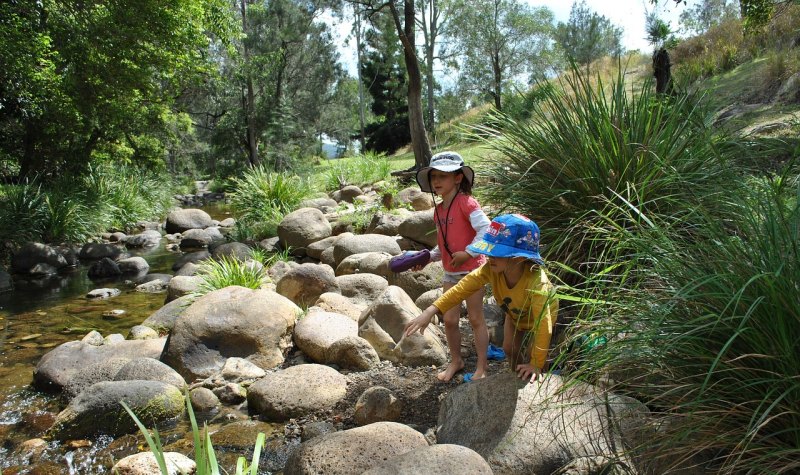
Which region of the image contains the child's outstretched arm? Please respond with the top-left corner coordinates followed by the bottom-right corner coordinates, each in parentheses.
top-left (404, 305), bottom-right (440, 336)
top-left (517, 288), bottom-right (557, 382)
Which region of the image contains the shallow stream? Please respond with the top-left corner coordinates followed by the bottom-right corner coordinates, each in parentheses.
top-left (0, 203), bottom-right (287, 473)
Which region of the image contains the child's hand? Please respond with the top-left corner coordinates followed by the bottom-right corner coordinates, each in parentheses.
top-left (450, 251), bottom-right (471, 269)
top-left (404, 305), bottom-right (438, 336)
top-left (515, 363), bottom-right (542, 382)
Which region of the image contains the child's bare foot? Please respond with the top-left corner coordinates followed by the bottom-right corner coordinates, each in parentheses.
top-left (470, 368), bottom-right (488, 380)
top-left (437, 360), bottom-right (465, 382)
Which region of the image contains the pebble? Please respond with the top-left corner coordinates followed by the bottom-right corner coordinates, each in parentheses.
top-left (102, 309), bottom-right (126, 319)
top-left (20, 334), bottom-right (42, 341)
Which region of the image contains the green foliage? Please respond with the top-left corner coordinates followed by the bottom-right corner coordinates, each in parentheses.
top-left (122, 392), bottom-right (267, 475)
top-left (571, 176), bottom-right (800, 474)
top-left (227, 166), bottom-right (315, 240)
top-left (320, 152), bottom-right (393, 191)
top-left (474, 66), bottom-right (739, 279)
top-left (0, 164), bottom-right (174, 249)
top-left (193, 255), bottom-right (267, 297)
top-left (555, 1), bottom-right (623, 68)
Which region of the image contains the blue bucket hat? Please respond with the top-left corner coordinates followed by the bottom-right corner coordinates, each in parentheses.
top-left (467, 214), bottom-right (543, 263)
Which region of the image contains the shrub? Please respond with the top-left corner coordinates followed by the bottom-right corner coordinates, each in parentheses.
top-left (193, 254), bottom-right (266, 298)
top-left (572, 176), bottom-right (800, 474)
top-left (319, 152), bottom-right (392, 191)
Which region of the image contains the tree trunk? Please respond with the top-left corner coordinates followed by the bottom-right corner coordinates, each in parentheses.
top-left (241, 0), bottom-right (260, 168)
top-left (653, 48), bottom-right (672, 95)
top-left (492, 53), bottom-right (502, 110)
top-left (354, 4), bottom-right (367, 152)
top-left (390, 1), bottom-right (432, 170)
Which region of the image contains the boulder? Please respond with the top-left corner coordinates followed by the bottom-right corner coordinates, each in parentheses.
top-left (283, 421), bottom-right (427, 475)
top-left (293, 311), bottom-right (358, 363)
top-left (335, 252), bottom-right (392, 279)
top-left (179, 228), bottom-right (213, 248)
top-left (358, 286), bottom-right (446, 367)
top-left (437, 373), bottom-right (650, 474)
top-left (298, 196), bottom-right (339, 213)
top-left (388, 261), bottom-right (444, 301)
top-left (395, 187), bottom-right (435, 211)
top-left (312, 292), bottom-right (366, 322)
top-left (247, 364), bottom-right (347, 421)
top-left (171, 250), bottom-right (210, 271)
top-left (48, 380), bottom-right (184, 440)
top-left (33, 338), bottom-right (166, 391)
top-left (277, 208), bottom-right (332, 256)
top-left (305, 235), bottom-right (341, 260)
top-left (117, 257), bottom-right (149, 274)
top-left (10, 242), bottom-right (69, 274)
top-left (113, 358), bottom-right (186, 389)
top-left (354, 386), bottom-right (402, 426)
top-left (123, 230), bottom-right (162, 248)
top-left (63, 357), bottom-right (133, 401)
top-left (79, 243), bottom-right (123, 260)
top-left (276, 263), bottom-right (339, 308)
top-left (112, 452), bottom-right (195, 475)
top-left (161, 286), bottom-right (300, 380)
top-left (335, 273), bottom-right (388, 304)
top-left (397, 210), bottom-right (437, 247)
top-left (332, 234), bottom-right (401, 267)
top-left (128, 325), bottom-right (159, 340)
top-left (87, 258), bottom-right (121, 278)
top-left (165, 209), bottom-right (213, 233)
top-left (165, 275), bottom-right (202, 303)
top-left (362, 444), bottom-right (492, 475)
top-left (211, 242), bottom-right (253, 262)
top-left (327, 335), bottom-right (380, 371)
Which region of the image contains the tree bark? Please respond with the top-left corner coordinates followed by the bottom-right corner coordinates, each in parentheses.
top-left (354, 4), bottom-right (367, 151)
top-left (241, 0), bottom-right (260, 168)
top-left (389, 0), bottom-right (432, 170)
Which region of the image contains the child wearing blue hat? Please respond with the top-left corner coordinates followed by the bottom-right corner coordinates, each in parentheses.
top-left (404, 214), bottom-right (559, 382)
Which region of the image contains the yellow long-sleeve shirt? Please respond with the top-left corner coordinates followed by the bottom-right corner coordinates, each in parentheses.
top-left (432, 263), bottom-right (558, 369)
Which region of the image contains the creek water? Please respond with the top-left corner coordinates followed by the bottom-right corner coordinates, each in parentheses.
top-left (0, 203), bottom-right (288, 473)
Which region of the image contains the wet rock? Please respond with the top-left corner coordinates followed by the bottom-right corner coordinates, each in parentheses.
top-left (189, 387), bottom-right (219, 412)
top-left (48, 380), bottom-right (184, 440)
top-left (114, 358), bottom-right (186, 389)
top-left (79, 243), bottom-right (123, 260)
top-left (212, 382), bottom-right (246, 404)
top-left (283, 421), bottom-right (427, 474)
top-left (86, 288), bottom-right (121, 299)
top-left (248, 364), bottom-right (347, 421)
top-left (161, 286), bottom-right (300, 380)
top-left (127, 325), bottom-right (158, 340)
top-left (34, 338), bottom-right (166, 391)
top-left (124, 230), bottom-right (162, 248)
top-left (11, 242), bottom-right (69, 274)
top-left (141, 295), bottom-right (193, 334)
top-left (165, 208), bottom-right (213, 233)
top-left (112, 451), bottom-right (196, 475)
top-left (117, 257), bottom-right (149, 274)
top-left (88, 258), bottom-right (122, 278)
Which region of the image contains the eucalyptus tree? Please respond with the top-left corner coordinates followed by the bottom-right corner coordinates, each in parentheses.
top-left (555, 0), bottom-right (623, 72)
top-left (209, 0), bottom-right (343, 171)
top-left (0, 0), bottom-right (234, 179)
top-left (352, 0), bottom-right (432, 169)
top-left (679, 0), bottom-right (740, 34)
top-left (416, 0), bottom-right (455, 142)
top-left (446, 0), bottom-right (555, 111)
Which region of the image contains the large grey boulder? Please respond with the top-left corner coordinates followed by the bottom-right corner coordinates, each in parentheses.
top-left (354, 386), bottom-right (402, 426)
top-left (165, 275), bottom-right (202, 303)
top-left (305, 234), bottom-right (343, 260)
top-left (283, 421), bottom-right (427, 475)
top-left (63, 357), bottom-right (133, 401)
top-left (358, 286), bottom-right (447, 367)
top-left (335, 251), bottom-right (392, 279)
top-left (335, 273), bottom-right (388, 304)
top-left (277, 207), bottom-right (332, 256)
top-left (114, 358), bottom-right (186, 389)
top-left (397, 209), bottom-right (437, 247)
top-left (437, 373), bottom-right (650, 474)
top-left (293, 310), bottom-right (358, 363)
top-left (276, 263), bottom-right (339, 307)
top-left (165, 209), bottom-right (213, 233)
top-left (161, 286), bottom-right (300, 380)
top-left (117, 256), bottom-right (149, 274)
top-left (123, 230), bottom-right (162, 248)
top-left (171, 250), bottom-right (210, 271)
top-left (332, 234), bottom-right (401, 267)
top-left (312, 292), bottom-right (366, 322)
top-left (10, 242), bottom-right (69, 274)
top-left (365, 211), bottom-right (409, 236)
top-left (47, 380), bottom-right (184, 440)
top-left (87, 257), bottom-right (122, 278)
top-left (211, 242), bottom-right (253, 262)
top-left (33, 338), bottom-right (166, 391)
top-left (298, 196), bottom-right (339, 213)
top-left (327, 335), bottom-right (380, 371)
top-left (79, 243), bottom-right (123, 260)
top-left (362, 444), bottom-right (492, 475)
top-left (179, 228), bottom-right (213, 248)
top-left (141, 295), bottom-right (193, 334)
top-left (247, 364), bottom-right (347, 421)
top-left (388, 261), bottom-right (444, 301)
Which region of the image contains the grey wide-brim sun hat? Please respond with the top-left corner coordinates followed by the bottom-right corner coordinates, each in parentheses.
top-left (416, 151), bottom-right (475, 193)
